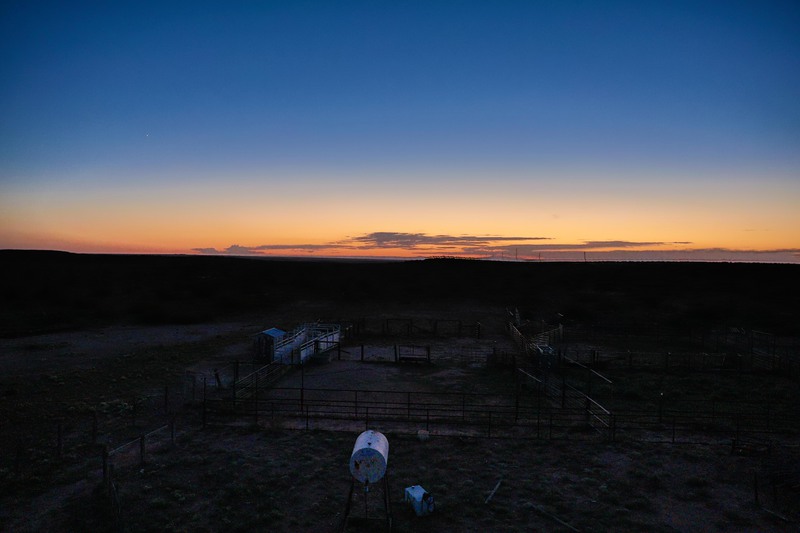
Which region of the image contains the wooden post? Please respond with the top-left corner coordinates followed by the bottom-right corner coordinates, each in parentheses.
top-left (736, 412), bottom-right (741, 442)
top-left (139, 434), bottom-right (146, 466)
top-left (170, 415), bottom-right (176, 446)
top-left (672, 416), bottom-right (676, 443)
top-left (610, 414), bottom-right (616, 442)
top-left (254, 372), bottom-right (259, 425)
top-left (300, 363), bottom-right (305, 409)
top-left (536, 401), bottom-right (541, 439)
top-left (202, 376), bottom-right (207, 429)
top-left (753, 472), bottom-right (760, 506)
top-left (131, 397), bottom-right (137, 427)
top-left (232, 374), bottom-right (237, 408)
top-left (102, 445), bottom-right (109, 488)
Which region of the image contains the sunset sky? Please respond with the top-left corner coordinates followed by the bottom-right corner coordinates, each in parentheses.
top-left (2, 2), bottom-right (799, 261)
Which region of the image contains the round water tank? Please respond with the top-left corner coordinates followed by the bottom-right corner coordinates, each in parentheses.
top-left (349, 430), bottom-right (389, 484)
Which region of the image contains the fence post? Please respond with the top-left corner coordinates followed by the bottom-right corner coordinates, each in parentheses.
top-left (672, 416), bottom-right (676, 444)
top-left (536, 404), bottom-right (541, 439)
top-left (170, 415), bottom-right (176, 446)
top-left (610, 414), bottom-right (616, 442)
top-left (57, 422), bottom-right (63, 459)
top-left (202, 377), bottom-right (207, 429)
top-left (753, 471), bottom-right (760, 507)
top-left (139, 434), bottom-right (146, 467)
top-left (254, 373), bottom-right (259, 426)
top-left (736, 412), bottom-right (741, 442)
top-left (300, 363), bottom-right (305, 409)
top-left (561, 378), bottom-right (566, 408)
top-left (232, 375), bottom-right (237, 408)
top-left (131, 397), bottom-right (137, 427)
top-left (102, 445), bottom-right (109, 489)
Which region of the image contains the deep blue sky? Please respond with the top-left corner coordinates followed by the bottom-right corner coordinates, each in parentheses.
top-left (1, 1), bottom-right (799, 259)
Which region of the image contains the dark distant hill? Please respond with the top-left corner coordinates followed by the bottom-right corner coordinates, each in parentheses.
top-left (0, 250), bottom-right (797, 337)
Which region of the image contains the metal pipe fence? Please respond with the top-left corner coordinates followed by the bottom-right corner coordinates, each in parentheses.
top-left (201, 384), bottom-right (797, 444)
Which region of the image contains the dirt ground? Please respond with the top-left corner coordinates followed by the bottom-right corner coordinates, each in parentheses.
top-left (1, 304), bottom-right (798, 532)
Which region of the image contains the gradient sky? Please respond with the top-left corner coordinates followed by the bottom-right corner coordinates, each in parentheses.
top-left (2, 1), bottom-right (799, 261)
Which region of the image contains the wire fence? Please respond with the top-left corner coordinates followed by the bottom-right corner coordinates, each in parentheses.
top-left (199, 383), bottom-right (797, 445)
top-left (341, 317), bottom-right (483, 339)
top-left (563, 324), bottom-right (800, 378)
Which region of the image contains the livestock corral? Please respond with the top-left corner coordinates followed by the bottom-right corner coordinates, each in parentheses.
top-left (3, 309), bottom-right (799, 532)
top-left (2, 254), bottom-right (800, 532)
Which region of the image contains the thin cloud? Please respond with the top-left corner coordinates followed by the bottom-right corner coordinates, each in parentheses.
top-left (487, 241), bottom-right (692, 253)
top-left (192, 247), bottom-right (222, 254)
top-left (582, 241), bottom-right (688, 249)
top-left (690, 247), bottom-right (800, 254)
top-left (193, 234), bottom-right (799, 263)
top-left (194, 232), bottom-right (553, 256)
top-left (344, 232), bottom-right (551, 249)
top-left (253, 244), bottom-right (333, 251)
top-left (224, 244), bottom-right (261, 255)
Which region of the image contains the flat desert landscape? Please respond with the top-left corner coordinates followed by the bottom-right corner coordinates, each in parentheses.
top-left (1, 251), bottom-right (798, 532)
